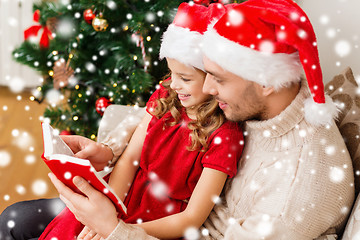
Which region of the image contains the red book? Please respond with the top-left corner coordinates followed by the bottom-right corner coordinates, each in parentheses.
top-left (41, 122), bottom-right (127, 216)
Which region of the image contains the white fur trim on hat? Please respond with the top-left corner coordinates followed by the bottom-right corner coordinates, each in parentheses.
top-left (304, 95), bottom-right (339, 126)
top-left (160, 24), bottom-right (204, 71)
top-left (202, 27), bottom-right (304, 90)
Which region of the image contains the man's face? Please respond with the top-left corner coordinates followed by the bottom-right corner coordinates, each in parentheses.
top-left (202, 56), bottom-right (265, 122)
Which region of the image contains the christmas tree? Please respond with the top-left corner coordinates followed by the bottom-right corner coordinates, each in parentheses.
top-left (12, 0), bottom-right (242, 139)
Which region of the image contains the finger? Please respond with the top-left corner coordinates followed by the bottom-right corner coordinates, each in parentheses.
top-left (77, 226), bottom-right (91, 240)
top-left (83, 230), bottom-right (96, 240)
top-left (60, 135), bottom-right (82, 153)
top-left (93, 234), bottom-right (102, 240)
top-left (48, 173), bottom-right (87, 205)
top-left (59, 194), bottom-right (76, 212)
top-left (73, 176), bottom-right (99, 199)
top-left (74, 149), bottom-right (89, 159)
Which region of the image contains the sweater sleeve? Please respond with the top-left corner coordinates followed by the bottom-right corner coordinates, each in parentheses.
top-left (105, 220), bottom-right (159, 240)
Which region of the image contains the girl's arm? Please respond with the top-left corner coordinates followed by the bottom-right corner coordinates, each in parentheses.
top-left (108, 112), bottom-right (152, 201)
top-left (135, 168), bottom-right (228, 239)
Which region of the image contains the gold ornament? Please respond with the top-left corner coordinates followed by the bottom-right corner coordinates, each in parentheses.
top-left (92, 17), bottom-right (109, 32)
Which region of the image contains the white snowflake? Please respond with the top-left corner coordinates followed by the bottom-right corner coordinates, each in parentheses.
top-left (335, 40), bottom-right (351, 57)
top-left (32, 179), bottom-right (48, 196)
top-left (329, 166), bottom-right (345, 183)
top-left (184, 227), bottom-right (200, 240)
top-left (0, 150), bottom-right (11, 167)
top-left (228, 9), bottom-right (243, 26)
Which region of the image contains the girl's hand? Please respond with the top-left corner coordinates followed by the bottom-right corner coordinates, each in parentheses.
top-left (77, 226), bottom-right (104, 240)
top-left (48, 173), bottom-right (119, 238)
top-left (60, 135), bottom-right (113, 171)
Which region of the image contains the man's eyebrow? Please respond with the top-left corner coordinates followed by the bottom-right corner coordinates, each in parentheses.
top-left (204, 69), bottom-right (220, 77)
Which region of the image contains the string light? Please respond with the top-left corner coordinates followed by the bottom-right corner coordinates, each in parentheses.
top-left (75, 85), bottom-right (80, 90)
top-left (146, 36), bottom-right (151, 41)
top-left (52, 50), bottom-right (58, 55)
top-left (73, 116), bottom-right (79, 121)
top-left (48, 70), bottom-right (54, 76)
top-left (123, 25), bottom-right (129, 31)
top-left (133, 55), bottom-right (138, 60)
top-left (113, 83), bottom-right (117, 87)
top-left (29, 96), bottom-right (35, 101)
top-left (78, 93), bottom-right (82, 98)
top-left (91, 134), bottom-right (96, 140)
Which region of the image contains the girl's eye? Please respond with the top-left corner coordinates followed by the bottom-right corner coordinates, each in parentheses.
top-left (181, 77), bottom-right (191, 82)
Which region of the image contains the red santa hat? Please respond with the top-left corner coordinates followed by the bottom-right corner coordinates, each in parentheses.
top-left (160, 2), bottom-right (227, 71)
top-left (202, 0), bottom-right (338, 126)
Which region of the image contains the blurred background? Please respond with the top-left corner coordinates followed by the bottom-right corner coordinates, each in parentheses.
top-left (0, 0), bottom-right (359, 213)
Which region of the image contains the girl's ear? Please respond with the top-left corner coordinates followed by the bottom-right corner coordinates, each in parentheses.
top-left (262, 85), bottom-right (274, 97)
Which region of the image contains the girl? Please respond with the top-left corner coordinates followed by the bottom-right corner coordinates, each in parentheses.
top-left (41, 3), bottom-right (243, 240)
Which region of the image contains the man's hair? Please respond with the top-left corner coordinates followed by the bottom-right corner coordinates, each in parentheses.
top-left (151, 75), bottom-right (225, 152)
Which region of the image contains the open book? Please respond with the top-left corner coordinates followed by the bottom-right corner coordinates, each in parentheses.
top-left (41, 122), bottom-right (127, 216)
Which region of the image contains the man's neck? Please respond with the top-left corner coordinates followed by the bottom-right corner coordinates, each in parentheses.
top-left (263, 82), bottom-right (301, 120)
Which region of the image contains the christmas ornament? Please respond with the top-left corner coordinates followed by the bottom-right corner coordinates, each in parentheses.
top-left (95, 97), bottom-right (112, 116)
top-left (92, 16), bottom-right (109, 32)
top-left (24, 10), bottom-right (53, 48)
top-left (132, 33), bottom-right (148, 72)
top-left (53, 58), bottom-right (74, 89)
top-left (46, 17), bottom-right (58, 33)
top-left (60, 129), bottom-right (74, 135)
top-left (83, 9), bottom-right (95, 24)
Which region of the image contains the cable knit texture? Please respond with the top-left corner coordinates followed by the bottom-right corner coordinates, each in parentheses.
top-left (105, 80), bottom-right (355, 239)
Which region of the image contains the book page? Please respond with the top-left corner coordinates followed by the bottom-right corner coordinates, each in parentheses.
top-left (43, 123), bottom-right (74, 157)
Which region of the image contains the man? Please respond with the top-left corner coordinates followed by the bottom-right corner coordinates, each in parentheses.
top-left (0, 0), bottom-right (354, 239)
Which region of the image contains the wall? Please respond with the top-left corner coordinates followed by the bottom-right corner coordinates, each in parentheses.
top-left (0, 0), bottom-right (41, 89)
top-left (298, 0), bottom-right (360, 83)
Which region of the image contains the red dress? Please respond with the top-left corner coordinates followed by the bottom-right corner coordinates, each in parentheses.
top-left (39, 84), bottom-right (244, 239)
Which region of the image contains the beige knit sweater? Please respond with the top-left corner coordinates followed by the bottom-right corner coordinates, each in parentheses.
top-left (105, 80), bottom-right (355, 240)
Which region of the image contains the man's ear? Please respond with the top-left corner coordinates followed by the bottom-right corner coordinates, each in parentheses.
top-left (262, 85), bottom-right (275, 97)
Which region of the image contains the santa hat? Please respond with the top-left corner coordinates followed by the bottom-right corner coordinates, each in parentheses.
top-left (159, 2), bottom-right (227, 71)
top-left (202, 0), bottom-right (338, 126)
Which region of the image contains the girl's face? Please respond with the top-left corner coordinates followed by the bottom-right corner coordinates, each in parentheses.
top-left (167, 58), bottom-right (209, 114)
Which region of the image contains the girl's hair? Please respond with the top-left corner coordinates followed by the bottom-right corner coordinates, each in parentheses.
top-left (151, 75), bottom-right (225, 152)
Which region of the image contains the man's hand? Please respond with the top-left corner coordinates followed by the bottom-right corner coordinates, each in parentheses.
top-left (48, 173), bottom-right (119, 238)
top-left (60, 135), bottom-right (114, 171)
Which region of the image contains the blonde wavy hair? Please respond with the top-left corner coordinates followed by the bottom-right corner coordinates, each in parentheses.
top-left (151, 77), bottom-right (226, 152)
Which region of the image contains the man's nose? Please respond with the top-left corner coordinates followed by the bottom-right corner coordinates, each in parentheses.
top-left (203, 74), bottom-right (217, 95)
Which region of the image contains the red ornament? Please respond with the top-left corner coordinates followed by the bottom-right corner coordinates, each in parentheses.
top-left (83, 9), bottom-right (95, 24)
top-left (60, 130), bottom-right (74, 135)
top-left (95, 97), bottom-right (112, 116)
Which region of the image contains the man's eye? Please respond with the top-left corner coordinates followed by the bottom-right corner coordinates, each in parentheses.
top-left (215, 78), bottom-right (223, 84)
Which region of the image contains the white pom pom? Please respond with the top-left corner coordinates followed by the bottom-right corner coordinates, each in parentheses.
top-left (304, 95), bottom-right (339, 126)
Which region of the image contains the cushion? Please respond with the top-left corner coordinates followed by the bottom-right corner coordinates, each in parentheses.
top-left (325, 67), bottom-right (360, 240)
top-left (97, 105), bottom-right (146, 164)
top-left (325, 67), bottom-right (360, 194)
